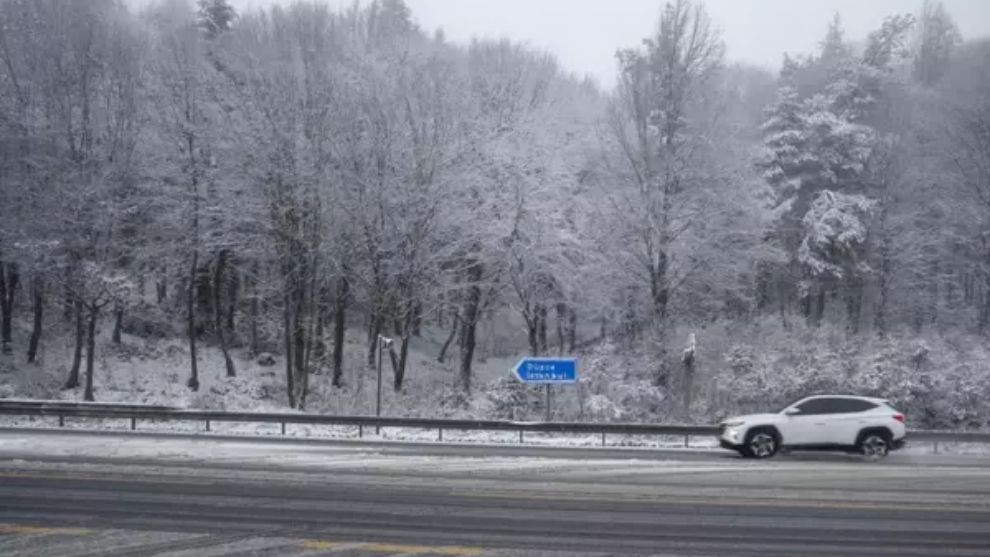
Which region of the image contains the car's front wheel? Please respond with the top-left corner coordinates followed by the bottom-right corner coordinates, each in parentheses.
top-left (859, 432), bottom-right (890, 461)
top-left (744, 429), bottom-right (779, 459)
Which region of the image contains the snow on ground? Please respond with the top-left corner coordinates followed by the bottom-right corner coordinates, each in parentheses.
top-left (0, 430), bottom-right (723, 477)
top-left (0, 318), bottom-right (533, 420)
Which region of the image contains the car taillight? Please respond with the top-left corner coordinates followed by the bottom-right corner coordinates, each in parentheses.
top-left (893, 414), bottom-right (905, 423)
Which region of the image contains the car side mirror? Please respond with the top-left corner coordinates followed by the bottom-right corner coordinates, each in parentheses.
top-left (784, 408), bottom-right (801, 416)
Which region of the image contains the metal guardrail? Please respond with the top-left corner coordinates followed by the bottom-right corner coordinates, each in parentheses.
top-left (0, 400), bottom-right (714, 445)
top-left (0, 400), bottom-right (988, 449)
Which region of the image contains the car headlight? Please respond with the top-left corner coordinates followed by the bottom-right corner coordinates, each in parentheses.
top-left (722, 420), bottom-right (745, 428)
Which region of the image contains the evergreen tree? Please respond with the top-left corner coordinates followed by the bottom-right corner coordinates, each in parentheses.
top-left (913, 0), bottom-right (961, 86)
top-left (197, 0), bottom-right (235, 39)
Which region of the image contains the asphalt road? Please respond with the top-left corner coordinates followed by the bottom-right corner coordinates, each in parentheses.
top-left (1, 429), bottom-right (990, 556)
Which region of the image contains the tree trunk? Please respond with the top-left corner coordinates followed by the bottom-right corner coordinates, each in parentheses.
top-left (412, 301), bottom-right (422, 337)
top-left (459, 259), bottom-right (482, 393)
top-left (213, 250), bottom-right (236, 378)
top-left (813, 284), bottom-right (827, 326)
top-left (332, 275), bottom-right (348, 387)
top-left (156, 269), bottom-right (167, 305)
top-left (138, 266), bottom-right (146, 300)
top-left (536, 304), bottom-right (548, 355)
top-left (927, 259), bottom-right (940, 328)
top-left (292, 283), bottom-right (308, 409)
top-left (567, 308), bottom-right (577, 353)
top-left (845, 276), bottom-right (863, 335)
top-left (555, 303), bottom-right (567, 355)
top-left (63, 265), bottom-right (74, 321)
top-left (875, 234), bottom-right (891, 337)
top-left (65, 301), bottom-right (84, 389)
top-left (437, 311), bottom-right (458, 363)
top-left (526, 308), bottom-right (539, 356)
top-left (226, 263), bottom-right (238, 333)
top-left (187, 252), bottom-right (200, 391)
top-left (394, 302), bottom-right (414, 391)
top-left (195, 265), bottom-right (213, 335)
top-left (367, 312), bottom-right (381, 368)
top-left (283, 293), bottom-right (295, 408)
top-left (800, 270), bottom-right (814, 322)
top-left (395, 333), bottom-right (410, 392)
top-left (302, 267), bottom-right (319, 379)
top-left (111, 302), bottom-right (123, 345)
top-left (83, 307), bottom-right (97, 401)
top-left (313, 308), bottom-right (325, 362)
top-left (314, 290), bottom-right (327, 364)
top-left (982, 258), bottom-right (990, 335)
top-left (0, 261), bottom-right (18, 354)
top-left (249, 261), bottom-right (259, 355)
top-left (27, 276), bottom-right (43, 363)
top-left (650, 251), bottom-right (670, 322)
top-left (654, 320), bottom-right (670, 387)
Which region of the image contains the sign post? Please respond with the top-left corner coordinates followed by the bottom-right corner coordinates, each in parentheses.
top-left (512, 358), bottom-right (578, 421)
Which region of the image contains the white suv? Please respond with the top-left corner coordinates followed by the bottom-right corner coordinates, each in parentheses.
top-left (718, 395), bottom-right (907, 460)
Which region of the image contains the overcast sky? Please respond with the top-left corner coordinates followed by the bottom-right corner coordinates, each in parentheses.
top-left (219, 0), bottom-right (990, 87)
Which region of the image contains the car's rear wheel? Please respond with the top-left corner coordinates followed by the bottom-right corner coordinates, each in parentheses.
top-left (744, 429), bottom-right (778, 459)
top-left (859, 432), bottom-right (890, 461)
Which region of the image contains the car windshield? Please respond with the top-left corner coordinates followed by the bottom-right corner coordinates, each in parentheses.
top-left (777, 400), bottom-right (801, 414)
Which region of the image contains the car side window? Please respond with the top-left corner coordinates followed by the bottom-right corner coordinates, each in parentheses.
top-left (794, 398), bottom-right (830, 415)
top-left (830, 398), bottom-right (878, 413)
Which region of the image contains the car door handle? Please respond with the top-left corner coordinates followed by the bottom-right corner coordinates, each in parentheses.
top-left (814, 422), bottom-right (826, 426)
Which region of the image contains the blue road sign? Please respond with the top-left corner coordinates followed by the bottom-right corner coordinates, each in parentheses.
top-left (513, 358), bottom-right (578, 384)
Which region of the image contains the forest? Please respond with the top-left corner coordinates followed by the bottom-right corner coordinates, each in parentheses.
top-left (1, 0), bottom-right (988, 429)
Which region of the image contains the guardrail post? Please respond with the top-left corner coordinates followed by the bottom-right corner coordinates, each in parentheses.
top-left (519, 430), bottom-right (523, 444)
top-left (206, 419), bottom-right (210, 432)
top-left (59, 414), bottom-right (64, 427)
top-left (359, 425), bottom-right (363, 438)
top-left (684, 434), bottom-right (689, 448)
top-left (934, 441), bottom-right (939, 455)
top-left (601, 432), bottom-right (606, 447)
top-left (131, 417), bottom-right (136, 431)
top-left (438, 428), bottom-right (443, 442)
top-left (281, 422), bottom-right (286, 436)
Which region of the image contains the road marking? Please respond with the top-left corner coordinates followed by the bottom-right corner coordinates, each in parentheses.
top-left (452, 488), bottom-right (990, 514)
top-left (0, 523), bottom-right (91, 536)
top-left (301, 540), bottom-right (483, 555)
top-left (0, 470), bottom-right (216, 486)
top-left (360, 542), bottom-right (483, 555)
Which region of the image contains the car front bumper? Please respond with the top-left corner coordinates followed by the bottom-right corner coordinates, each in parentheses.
top-left (720, 439), bottom-right (743, 451)
top-left (718, 425), bottom-right (745, 450)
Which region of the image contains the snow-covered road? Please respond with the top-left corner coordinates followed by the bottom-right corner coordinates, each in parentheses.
top-left (2, 428), bottom-right (990, 556)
